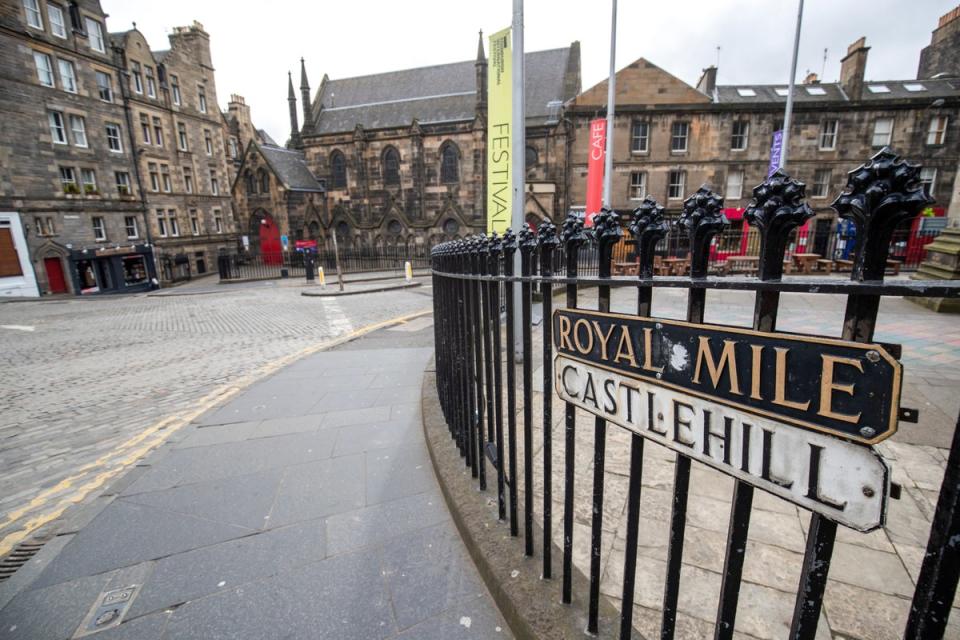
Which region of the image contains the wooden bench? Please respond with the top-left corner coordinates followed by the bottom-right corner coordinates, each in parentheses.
top-left (817, 259), bottom-right (834, 274)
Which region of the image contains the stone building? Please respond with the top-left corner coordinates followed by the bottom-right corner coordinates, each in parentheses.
top-left (0, 1), bottom-right (237, 296)
top-left (567, 12), bottom-right (960, 260)
top-left (110, 21), bottom-right (236, 284)
top-left (0, 0), bottom-right (152, 295)
top-left (265, 34), bottom-right (580, 251)
top-left (223, 93), bottom-right (277, 183)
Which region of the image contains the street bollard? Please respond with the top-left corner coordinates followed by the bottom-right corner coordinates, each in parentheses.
top-left (405, 261), bottom-right (413, 282)
top-left (319, 266), bottom-right (326, 289)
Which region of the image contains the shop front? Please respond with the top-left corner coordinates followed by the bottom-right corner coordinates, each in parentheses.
top-left (69, 244), bottom-right (157, 295)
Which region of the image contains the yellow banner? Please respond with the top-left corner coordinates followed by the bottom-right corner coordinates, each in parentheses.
top-left (487, 27), bottom-right (511, 233)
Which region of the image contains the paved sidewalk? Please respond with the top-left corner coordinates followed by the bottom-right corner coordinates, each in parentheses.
top-left (0, 319), bottom-right (510, 639)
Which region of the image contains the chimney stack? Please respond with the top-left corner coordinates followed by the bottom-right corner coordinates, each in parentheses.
top-left (840, 37), bottom-right (869, 101)
top-left (918, 5), bottom-right (960, 79)
top-left (696, 66), bottom-right (717, 98)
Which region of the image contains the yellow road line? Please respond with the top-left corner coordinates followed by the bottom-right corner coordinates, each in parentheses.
top-left (0, 308), bottom-right (433, 558)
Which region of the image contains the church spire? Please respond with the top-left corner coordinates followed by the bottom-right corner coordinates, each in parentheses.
top-left (287, 71), bottom-right (301, 149)
top-left (475, 30), bottom-right (487, 112)
top-left (300, 58), bottom-right (314, 136)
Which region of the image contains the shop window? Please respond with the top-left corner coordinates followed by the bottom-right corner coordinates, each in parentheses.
top-left (122, 256), bottom-right (148, 286)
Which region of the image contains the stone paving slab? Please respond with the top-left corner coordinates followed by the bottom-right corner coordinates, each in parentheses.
top-left (0, 323), bottom-right (510, 640)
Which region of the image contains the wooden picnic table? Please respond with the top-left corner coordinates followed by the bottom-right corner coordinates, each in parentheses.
top-left (613, 261), bottom-right (639, 276)
top-left (722, 255), bottom-right (759, 276)
top-left (792, 252), bottom-right (821, 274)
top-left (663, 257), bottom-right (690, 276)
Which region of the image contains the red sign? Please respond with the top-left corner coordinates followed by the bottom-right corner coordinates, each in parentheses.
top-left (295, 240), bottom-right (317, 250)
top-left (585, 118), bottom-right (606, 227)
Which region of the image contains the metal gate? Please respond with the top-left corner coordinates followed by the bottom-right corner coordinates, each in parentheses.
top-left (430, 148), bottom-right (960, 639)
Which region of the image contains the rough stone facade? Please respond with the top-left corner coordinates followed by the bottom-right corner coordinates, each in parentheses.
top-left (0, 0), bottom-right (149, 294)
top-left (269, 37), bottom-right (581, 251)
top-left (0, 2), bottom-right (236, 295)
top-left (567, 32), bottom-right (960, 237)
top-left (112, 22), bottom-right (237, 283)
top-left (919, 6), bottom-right (960, 80)
top-left (231, 139), bottom-right (325, 254)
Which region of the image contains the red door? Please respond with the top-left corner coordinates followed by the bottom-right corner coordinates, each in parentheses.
top-left (44, 257), bottom-right (67, 294)
top-left (259, 216), bottom-right (282, 265)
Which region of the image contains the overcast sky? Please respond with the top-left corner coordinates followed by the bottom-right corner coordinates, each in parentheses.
top-left (102, 0), bottom-right (958, 143)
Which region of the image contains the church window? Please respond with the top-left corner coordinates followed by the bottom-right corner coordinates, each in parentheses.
top-left (383, 147), bottom-right (400, 185)
top-left (440, 143), bottom-right (459, 184)
top-left (330, 151), bottom-right (347, 188)
top-left (258, 169), bottom-right (270, 193)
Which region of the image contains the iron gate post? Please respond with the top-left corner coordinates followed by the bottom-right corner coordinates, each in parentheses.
top-left (561, 213), bottom-right (586, 604)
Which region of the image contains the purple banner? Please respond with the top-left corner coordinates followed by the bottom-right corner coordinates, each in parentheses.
top-left (768, 130), bottom-right (783, 176)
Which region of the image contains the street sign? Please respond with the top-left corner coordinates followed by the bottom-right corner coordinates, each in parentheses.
top-left (555, 355), bottom-right (890, 531)
top-left (552, 308), bottom-right (902, 444)
top-left (295, 240), bottom-right (317, 252)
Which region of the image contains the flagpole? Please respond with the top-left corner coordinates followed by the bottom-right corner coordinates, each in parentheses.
top-left (602, 0), bottom-right (617, 207)
top-left (780, 0), bottom-right (804, 169)
top-left (512, 0), bottom-right (524, 352)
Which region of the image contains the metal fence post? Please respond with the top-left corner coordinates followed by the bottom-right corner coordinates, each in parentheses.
top-left (518, 225), bottom-right (537, 556)
top-left (561, 212), bottom-right (586, 604)
top-left (619, 197), bottom-right (668, 639)
top-left (538, 220), bottom-right (560, 580)
top-left (587, 207), bottom-right (622, 634)
top-left (661, 187), bottom-right (728, 640)
top-left (502, 229), bottom-right (520, 537)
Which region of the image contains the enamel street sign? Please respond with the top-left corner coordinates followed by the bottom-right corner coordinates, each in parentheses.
top-left (552, 308), bottom-right (902, 444)
top-left (552, 309), bottom-right (901, 531)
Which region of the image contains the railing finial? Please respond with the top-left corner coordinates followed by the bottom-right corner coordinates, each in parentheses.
top-left (629, 196), bottom-right (668, 279)
top-left (677, 185), bottom-right (727, 278)
top-left (832, 147), bottom-right (935, 281)
top-left (593, 207), bottom-right (622, 278)
top-left (517, 224), bottom-right (537, 253)
top-left (744, 169), bottom-right (815, 281)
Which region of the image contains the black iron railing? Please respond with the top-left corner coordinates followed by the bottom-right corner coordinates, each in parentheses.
top-left (431, 148), bottom-right (960, 640)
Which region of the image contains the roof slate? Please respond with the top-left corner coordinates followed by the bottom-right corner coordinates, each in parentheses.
top-left (312, 47), bottom-right (574, 134)
top-left (715, 78), bottom-right (960, 104)
top-left (259, 145), bottom-right (324, 192)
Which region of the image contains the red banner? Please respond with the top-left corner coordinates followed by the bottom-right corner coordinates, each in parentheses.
top-left (585, 118), bottom-right (606, 227)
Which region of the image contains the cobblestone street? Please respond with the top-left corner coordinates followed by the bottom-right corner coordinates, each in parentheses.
top-left (0, 277), bottom-right (433, 553)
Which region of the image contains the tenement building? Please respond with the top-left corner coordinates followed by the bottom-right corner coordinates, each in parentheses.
top-left (110, 21), bottom-right (236, 284)
top-left (0, 0), bottom-right (151, 296)
top-left (253, 34), bottom-right (581, 251)
top-left (0, 0), bottom-right (236, 296)
top-left (567, 12), bottom-right (960, 258)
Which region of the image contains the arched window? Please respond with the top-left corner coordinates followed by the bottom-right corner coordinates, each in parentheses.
top-left (245, 171), bottom-right (255, 195)
top-left (440, 143), bottom-right (459, 184)
top-left (330, 151), bottom-right (347, 189)
top-left (383, 147), bottom-right (400, 186)
top-left (525, 145), bottom-right (538, 169)
top-left (258, 169), bottom-right (270, 194)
